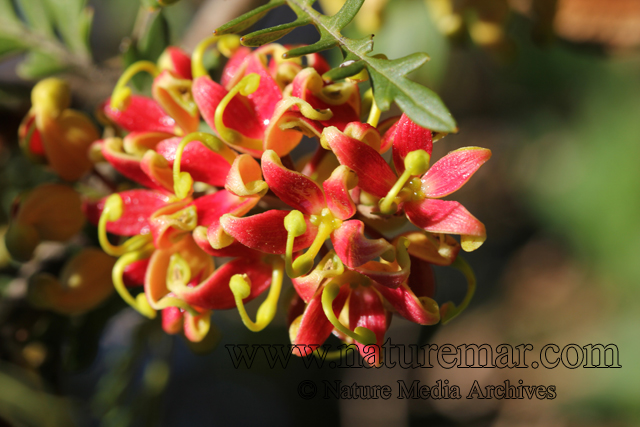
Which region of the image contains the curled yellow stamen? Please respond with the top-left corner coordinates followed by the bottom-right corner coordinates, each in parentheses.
top-left (98, 194), bottom-right (153, 257)
top-left (284, 209), bottom-right (341, 279)
top-left (215, 73), bottom-right (262, 145)
top-left (192, 35), bottom-right (217, 79)
top-left (321, 279), bottom-right (376, 346)
top-left (276, 97), bottom-right (333, 122)
top-left (153, 253), bottom-right (202, 316)
top-left (110, 61), bottom-right (160, 111)
top-left (172, 132), bottom-right (235, 199)
top-left (366, 89), bottom-right (382, 128)
top-left (379, 149), bottom-right (431, 214)
top-left (192, 34), bottom-right (241, 79)
top-left (440, 256), bottom-right (476, 325)
top-left (230, 257), bottom-right (284, 332)
top-left (113, 250), bottom-right (156, 319)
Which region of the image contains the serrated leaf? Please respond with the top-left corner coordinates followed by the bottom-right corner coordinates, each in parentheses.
top-left (215, 1), bottom-right (286, 35)
top-left (217, 0), bottom-right (456, 131)
top-left (17, 50), bottom-right (66, 79)
top-left (15, 0), bottom-right (55, 37)
top-left (241, 18), bottom-right (311, 47)
top-left (322, 60), bottom-right (366, 81)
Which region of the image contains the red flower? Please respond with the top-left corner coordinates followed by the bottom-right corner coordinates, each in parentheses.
top-left (322, 113), bottom-right (491, 252)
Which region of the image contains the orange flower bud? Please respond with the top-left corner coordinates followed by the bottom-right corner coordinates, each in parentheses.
top-left (20, 78), bottom-right (99, 181)
top-left (28, 248), bottom-right (116, 315)
top-left (5, 184), bottom-right (85, 262)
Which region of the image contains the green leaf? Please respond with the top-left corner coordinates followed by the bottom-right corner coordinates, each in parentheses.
top-left (0, 0), bottom-right (21, 28)
top-left (17, 51), bottom-right (66, 79)
top-left (215, 1), bottom-right (286, 35)
top-left (138, 10), bottom-right (170, 62)
top-left (241, 18), bottom-right (311, 47)
top-left (215, 0), bottom-right (456, 132)
top-left (15, 0), bottom-right (55, 37)
top-left (0, 37), bottom-right (26, 60)
top-left (43, 0), bottom-right (93, 55)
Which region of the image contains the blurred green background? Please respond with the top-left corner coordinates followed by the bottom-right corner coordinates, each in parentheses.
top-left (1, 0), bottom-right (639, 426)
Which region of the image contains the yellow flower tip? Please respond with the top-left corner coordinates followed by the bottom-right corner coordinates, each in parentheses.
top-left (232, 258), bottom-right (284, 332)
top-left (218, 34), bottom-right (241, 58)
top-left (174, 172), bottom-right (193, 200)
top-left (4, 223), bottom-right (40, 263)
top-left (32, 78), bottom-right (71, 118)
top-left (104, 194), bottom-right (124, 222)
top-left (239, 73), bottom-right (261, 96)
top-left (110, 61), bottom-right (159, 110)
top-left (461, 234), bottom-right (486, 252)
top-left (229, 274), bottom-right (251, 300)
top-left (284, 210), bottom-right (307, 237)
top-left (404, 149), bottom-right (431, 176)
top-left (110, 87), bottom-right (132, 111)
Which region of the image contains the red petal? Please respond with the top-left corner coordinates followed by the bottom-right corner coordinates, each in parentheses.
top-left (84, 190), bottom-right (172, 236)
top-left (261, 150), bottom-right (325, 216)
top-left (155, 137), bottom-right (233, 188)
top-left (194, 190), bottom-right (259, 227)
top-left (192, 76), bottom-right (262, 140)
top-left (404, 199), bottom-right (486, 251)
top-left (123, 258), bottom-right (150, 288)
top-left (373, 281), bottom-right (439, 325)
top-left (390, 113), bottom-right (433, 175)
top-left (323, 165), bottom-right (357, 220)
top-left (407, 255), bottom-right (436, 299)
top-left (244, 54), bottom-right (283, 128)
top-left (291, 284), bottom-right (349, 355)
top-left (306, 53), bottom-right (331, 75)
top-left (421, 147), bottom-right (491, 198)
top-left (348, 287), bottom-right (387, 364)
top-left (323, 127), bottom-right (396, 198)
top-left (19, 113), bottom-right (45, 156)
top-left (331, 220), bottom-right (393, 268)
top-left (194, 228), bottom-right (261, 258)
top-left (221, 46), bottom-right (251, 89)
top-left (101, 136), bottom-right (168, 190)
top-left (102, 96), bottom-right (176, 134)
top-left (179, 257), bottom-right (272, 310)
top-left (262, 106), bottom-right (305, 157)
top-left (163, 47), bottom-right (192, 80)
top-left (162, 306), bottom-right (184, 334)
top-left (378, 116), bottom-right (400, 154)
top-left (220, 210), bottom-right (318, 254)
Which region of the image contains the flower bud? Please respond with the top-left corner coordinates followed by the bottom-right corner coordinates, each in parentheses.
top-left (21, 78), bottom-right (99, 181)
top-left (5, 184), bottom-right (85, 262)
top-left (27, 248), bottom-right (116, 315)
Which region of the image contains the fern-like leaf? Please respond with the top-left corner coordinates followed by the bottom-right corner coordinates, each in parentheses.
top-left (215, 0), bottom-right (456, 132)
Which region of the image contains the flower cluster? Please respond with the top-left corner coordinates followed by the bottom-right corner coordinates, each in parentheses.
top-left (14, 34), bottom-right (490, 363)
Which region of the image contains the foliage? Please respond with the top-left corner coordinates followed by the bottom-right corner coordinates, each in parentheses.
top-left (215, 0), bottom-right (456, 132)
top-left (0, 0), bottom-right (93, 79)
